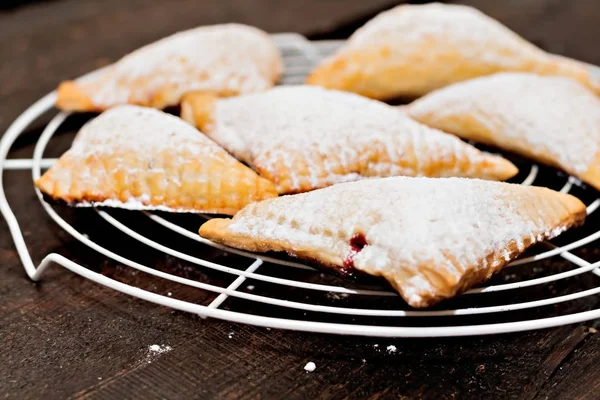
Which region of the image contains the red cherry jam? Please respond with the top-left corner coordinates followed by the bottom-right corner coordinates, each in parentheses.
top-left (343, 233), bottom-right (368, 268)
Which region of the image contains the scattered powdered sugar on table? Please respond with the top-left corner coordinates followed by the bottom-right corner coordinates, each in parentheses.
top-left (149, 344), bottom-right (172, 354)
top-left (387, 345), bottom-right (397, 354)
top-left (146, 344), bottom-right (172, 363)
top-left (304, 362), bottom-right (316, 372)
top-left (409, 73), bottom-right (600, 175)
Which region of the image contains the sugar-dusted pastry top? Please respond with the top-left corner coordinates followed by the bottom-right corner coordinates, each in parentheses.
top-left (306, 3), bottom-right (600, 99)
top-left (181, 86), bottom-right (517, 194)
top-left (408, 72), bottom-right (600, 190)
top-left (35, 105), bottom-right (277, 214)
top-left (200, 177), bottom-right (586, 307)
top-left (56, 24), bottom-right (282, 111)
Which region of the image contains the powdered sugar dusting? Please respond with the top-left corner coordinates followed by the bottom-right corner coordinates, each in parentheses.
top-left (409, 73), bottom-right (600, 174)
top-left (207, 86), bottom-right (513, 193)
top-left (40, 105), bottom-right (271, 213)
top-left (348, 3), bottom-right (541, 63)
top-left (70, 105), bottom-right (222, 157)
top-left (78, 24), bottom-right (281, 108)
top-left (310, 3), bottom-right (597, 99)
top-left (219, 177), bottom-right (584, 306)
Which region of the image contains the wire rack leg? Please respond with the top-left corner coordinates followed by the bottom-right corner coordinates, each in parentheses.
top-left (0, 91), bottom-right (57, 280)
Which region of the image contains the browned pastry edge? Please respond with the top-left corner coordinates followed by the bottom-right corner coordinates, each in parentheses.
top-left (180, 92), bottom-right (218, 132)
top-left (305, 48), bottom-right (402, 100)
top-left (406, 207), bottom-right (586, 307)
top-left (305, 44), bottom-right (600, 100)
top-left (56, 82), bottom-right (102, 112)
top-left (35, 164), bottom-right (278, 215)
top-left (56, 80), bottom-right (250, 112)
top-left (36, 187), bottom-right (253, 216)
top-left (407, 103), bottom-right (600, 192)
top-left (540, 54), bottom-right (600, 96)
top-left (198, 197), bottom-right (586, 308)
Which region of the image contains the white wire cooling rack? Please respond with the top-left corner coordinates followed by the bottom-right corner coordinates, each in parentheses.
top-left (2, 34), bottom-right (600, 337)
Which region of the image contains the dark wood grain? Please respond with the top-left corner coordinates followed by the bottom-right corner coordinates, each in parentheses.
top-left (2, 1), bottom-right (600, 399)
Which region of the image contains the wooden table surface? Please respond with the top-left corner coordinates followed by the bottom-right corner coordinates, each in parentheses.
top-left (2, 1), bottom-right (600, 399)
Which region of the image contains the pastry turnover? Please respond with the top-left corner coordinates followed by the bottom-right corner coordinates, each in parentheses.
top-left (200, 177), bottom-right (586, 307)
top-left (35, 105), bottom-right (277, 214)
top-left (408, 73), bottom-right (600, 191)
top-left (180, 86), bottom-right (517, 194)
top-left (306, 3), bottom-right (600, 100)
top-left (56, 24), bottom-right (282, 112)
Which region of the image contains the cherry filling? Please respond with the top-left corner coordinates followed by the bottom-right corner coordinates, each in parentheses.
top-left (343, 233), bottom-right (368, 268)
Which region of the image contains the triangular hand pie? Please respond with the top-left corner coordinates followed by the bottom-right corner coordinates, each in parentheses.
top-left (200, 177), bottom-right (586, 307)
top-left (56, 24), bottom-right (282, 112)
top-left (408, 73), bottom-right (600, 190)
top-left (35, 105), bottom-right (277, 214)
top-left (306, 3), bottom-right (600, 100)
top-left (180, 86), bottom-right (517, 194)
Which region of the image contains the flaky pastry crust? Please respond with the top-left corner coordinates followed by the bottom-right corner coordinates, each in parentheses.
top-left (408, 73), bottom-right (600, 191)
top-left (35, 105), bottom-right (277, 214)
top-left (200, 177), bottom-right (585, 308)
top-left (181, 86), bottom-right (517, 194)
top-left (306, 3), bottom-right (600, 100)
top-left (56, 24), bottom-right (282, 112)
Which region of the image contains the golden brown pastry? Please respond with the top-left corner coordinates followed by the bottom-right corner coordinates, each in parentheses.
top-left (35, 105), bottom-right (277, 214)
top-left (200, 177), bottom-right (586, 307)
top-left (306, 3), bottom-right (600, 100)
top-left (181, 86), bottom-right (517, 194)
top-left (407, 72), bottom-right (600, 191)
top-left (56, 24), bottom-right (282, 112)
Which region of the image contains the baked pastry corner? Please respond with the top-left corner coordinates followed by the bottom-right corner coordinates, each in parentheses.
top-left (200, 177), bottom-right (585, 307)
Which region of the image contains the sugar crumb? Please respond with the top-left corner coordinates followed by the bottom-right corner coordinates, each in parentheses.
top-left (304, 362), bottom-right (316, 372)
top-left (326, 292), bottom-right (349, 300)
top-left (148, 344), bottom-right (172, 355)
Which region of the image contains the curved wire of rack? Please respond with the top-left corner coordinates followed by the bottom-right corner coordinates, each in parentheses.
top-left (1, 34), bottom-right (600, 337)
